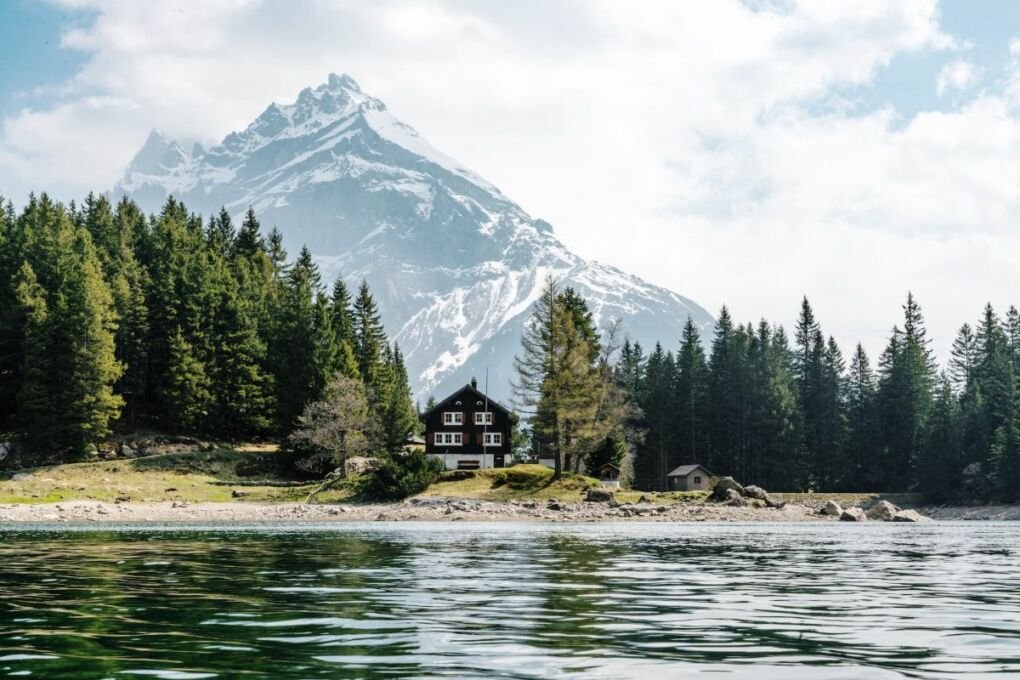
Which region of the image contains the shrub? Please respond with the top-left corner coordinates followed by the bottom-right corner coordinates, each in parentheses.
top-left (364, 453), bottom-right (444, 501)
top-left (491, 464), bottom-right (553, 489)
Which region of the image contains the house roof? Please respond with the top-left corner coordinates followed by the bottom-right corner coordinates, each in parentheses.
top-left (425, 382), bottom-right (512, 417)
top-left (597, 463), bottom-right (621, 472)
top-left (667, 464), bottom-right (712, 477)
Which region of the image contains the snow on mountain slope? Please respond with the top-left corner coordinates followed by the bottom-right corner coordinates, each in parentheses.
top-left (113, 73), bottom-right (713, 402)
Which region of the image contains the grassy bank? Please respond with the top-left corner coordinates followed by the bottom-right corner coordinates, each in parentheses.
top-left (0, 451), bottom-right (926, 508)
top-left (0, 449), bottom-right (326, 504)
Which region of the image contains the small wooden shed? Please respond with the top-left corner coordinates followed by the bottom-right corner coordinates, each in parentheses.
top-left (596, 463), bottom-right (621, 488)
top-left (667, 464), bottom-right (712, 491)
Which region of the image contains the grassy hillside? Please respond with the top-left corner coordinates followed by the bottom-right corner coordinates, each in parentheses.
top-left (0, 449), bottom-right (328, 504)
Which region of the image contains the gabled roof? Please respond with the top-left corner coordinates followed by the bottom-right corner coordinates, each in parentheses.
top-left (597, 463), bottom-right (621, 472)
top-left (425, 382), bottom-right (512, 416)
top-left (667, 464), bottom-right (712, 477)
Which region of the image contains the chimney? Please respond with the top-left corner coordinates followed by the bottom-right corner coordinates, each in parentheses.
top-left (470, 377), bottom-right (478, 390)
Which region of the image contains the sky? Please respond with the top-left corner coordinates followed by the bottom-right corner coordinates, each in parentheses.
top-left (2, 0), bottom-right (1020, 364)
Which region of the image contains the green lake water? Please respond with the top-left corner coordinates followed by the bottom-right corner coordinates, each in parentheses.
top-left (0, 522), bottom-right (1018, 678)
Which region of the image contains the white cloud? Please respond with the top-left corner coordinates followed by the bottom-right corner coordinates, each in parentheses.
top-left (2, 0), bottom-right (1019, 362)
top-left (936, 60), bottom-right (977, 96)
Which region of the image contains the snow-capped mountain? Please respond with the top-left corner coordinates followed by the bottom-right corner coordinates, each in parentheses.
top-left (114, 73), bottom-right (713, 402)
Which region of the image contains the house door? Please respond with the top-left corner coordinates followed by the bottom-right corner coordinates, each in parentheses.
top-left (494, 454), bottom-right (505, 468)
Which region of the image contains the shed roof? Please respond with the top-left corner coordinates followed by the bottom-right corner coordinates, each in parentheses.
top-left (667, 464), bottom-right (712, 478)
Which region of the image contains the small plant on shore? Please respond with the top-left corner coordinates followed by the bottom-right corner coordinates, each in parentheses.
top-left (363, 453), bottom-right (443, 501)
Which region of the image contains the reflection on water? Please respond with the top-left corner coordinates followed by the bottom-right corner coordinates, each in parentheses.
top-left (0, 522), bottom-right (1018, 678)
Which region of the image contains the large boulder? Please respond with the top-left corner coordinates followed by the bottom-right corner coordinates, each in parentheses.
top-left (585, 488), bottom-right (614, 503)
top-left (711, 477), bottom-right (745, 501)
top-left (344, 456), bottom-right (381, 477)
top-left (866, 500), bottom-right (899, 521)
top-left (820, 500), bottom-right (843, 516)
top-left (724, 488), bottom-right (745, 507)
top-left (892, 509), bottom-right (933, 523)
top-left (839, 507), bottom-right (867, 522)
top-left (0, 442), bottom-right (12, 462)
top-left (743, 485), bottom-right (770, 501)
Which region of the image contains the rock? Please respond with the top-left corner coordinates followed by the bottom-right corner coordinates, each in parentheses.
top-left (546, 500), bottom-right (565, 511)
top-left (11, 473), bottom-right (31, 482)
top-left (119, 444), bottom-right (137, 459)
top-left (711, 476), bottom-right (745, 501)
top-left (839, 507), bottom-right (867, 522)
top-left (866, 500), bottom-right (899, 521)
top-left (820, 500), bottom-right (843, 516)
top-left (585, 488), bottom-right (614, 503)
top-left (164, 487), bottom-right (177, 493)
top-left (765, 497), bottom-right (786, 509)
top-left (0, 441), bottom-right (12, 461)
top-left (230, 489), bottom-right (250, 498)
top-left (114, 495), bottom-right (131, 503)
top-left (724, 488), bottom-right (745, 507)
top-left (743, 485), bottom-right (770, 501)
top-left (892, 509), bottom-right (932, 523)
top-left (344, 456), bottom-right (381, 477)
top-left (637, 495), bottom-right (653, 504)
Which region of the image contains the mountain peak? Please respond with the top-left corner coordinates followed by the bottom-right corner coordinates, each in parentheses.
top-left (327, 72), bottom-right (361, 92)
top-left (125, 128), bottom-right (187, 176)
top-left (113, 76), bottom-right (714, 400)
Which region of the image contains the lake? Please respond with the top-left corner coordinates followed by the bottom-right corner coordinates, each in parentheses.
top-left (0, 522), bottom-right (1018, 678)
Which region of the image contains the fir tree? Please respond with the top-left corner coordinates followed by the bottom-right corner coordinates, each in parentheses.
top-left (919, 374), bottom-right (962, 502)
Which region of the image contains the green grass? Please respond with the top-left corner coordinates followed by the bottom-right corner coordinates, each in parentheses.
top-left (0, 449), bottom-right (335, 505)
top-left (418, 464), bottom-right (605, 502)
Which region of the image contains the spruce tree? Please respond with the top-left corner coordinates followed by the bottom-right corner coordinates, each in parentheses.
top-left (233, 207), bottom-right (265, 260)
top-left (353, 280), bottom-right (387, 387)
top-left (674, 317), bottom-right (710, 475)
top-left (329, 278), bottom-right (359, 379)
top-left (15, 206), bottom-right (123, 454)
top-left (846, 344), bottom-right (879, 489)
top-left (919, 374), bottom-right (962, 502)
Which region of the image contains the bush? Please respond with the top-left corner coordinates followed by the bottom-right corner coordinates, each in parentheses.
top-left (364, 453), bottom-right (444, 501)
top-left (491, 464), bottom-right (553, 489)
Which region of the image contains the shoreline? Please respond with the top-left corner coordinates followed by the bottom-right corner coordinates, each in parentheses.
top-left (0, 497), bottom-right (1007, 524)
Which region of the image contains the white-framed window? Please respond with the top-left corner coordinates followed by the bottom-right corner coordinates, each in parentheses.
top-left (474, 411), bottom-right (493, 425)
top-left (443, 412), bottom-right (463, 425)
top-left (436, 432), bottom-right (462, 446)
top-left (483, 432), bottom-right (502, 447)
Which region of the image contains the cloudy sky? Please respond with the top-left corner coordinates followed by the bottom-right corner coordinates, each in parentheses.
top-left (2, 0), bottom-right (1020, 362)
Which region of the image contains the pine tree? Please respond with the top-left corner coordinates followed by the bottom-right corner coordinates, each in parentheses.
top-left (876, 294), bottom-right (937, 490)
top-left (271, 246), bottom-right (329, 430)
top-left (634, 343), bottom-right (676, 490)
top-left (919, 374), bottom-right (961, 502)
top-left (674, 317), bottom-right (709, 475)
top-left (207, 207), bottom-right (235, 256)
top-left (378, 344), bottom-right (419, 452)
top-left (164, 328), bottom-right (213, 432)
top-left (514, 277), bottom-right (602, 478)
top-left (353, 280), bottom-right (387, 387)
top-left (15, 207), bottom-right (123, 454)
top-left (266, 227), bottom-right (287, 272)
top-left (329, 277), bottom-right (359, 379)
top-left (949, 323), bottom-right (978, 393)
top-left (233, 207), bottom-right (265, 260)
top-left (846, 344), bottom-right (879, 489)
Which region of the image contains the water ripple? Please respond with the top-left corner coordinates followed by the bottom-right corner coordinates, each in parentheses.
top-left (0, 522), bottom-right (1018, 678)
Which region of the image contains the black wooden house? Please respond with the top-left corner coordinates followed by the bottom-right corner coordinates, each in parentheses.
top-left (424, 378), bottom-right (513, 470)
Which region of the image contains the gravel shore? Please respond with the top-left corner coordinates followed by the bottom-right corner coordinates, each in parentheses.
top-left (0, 496), bottom-right (962, 523)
